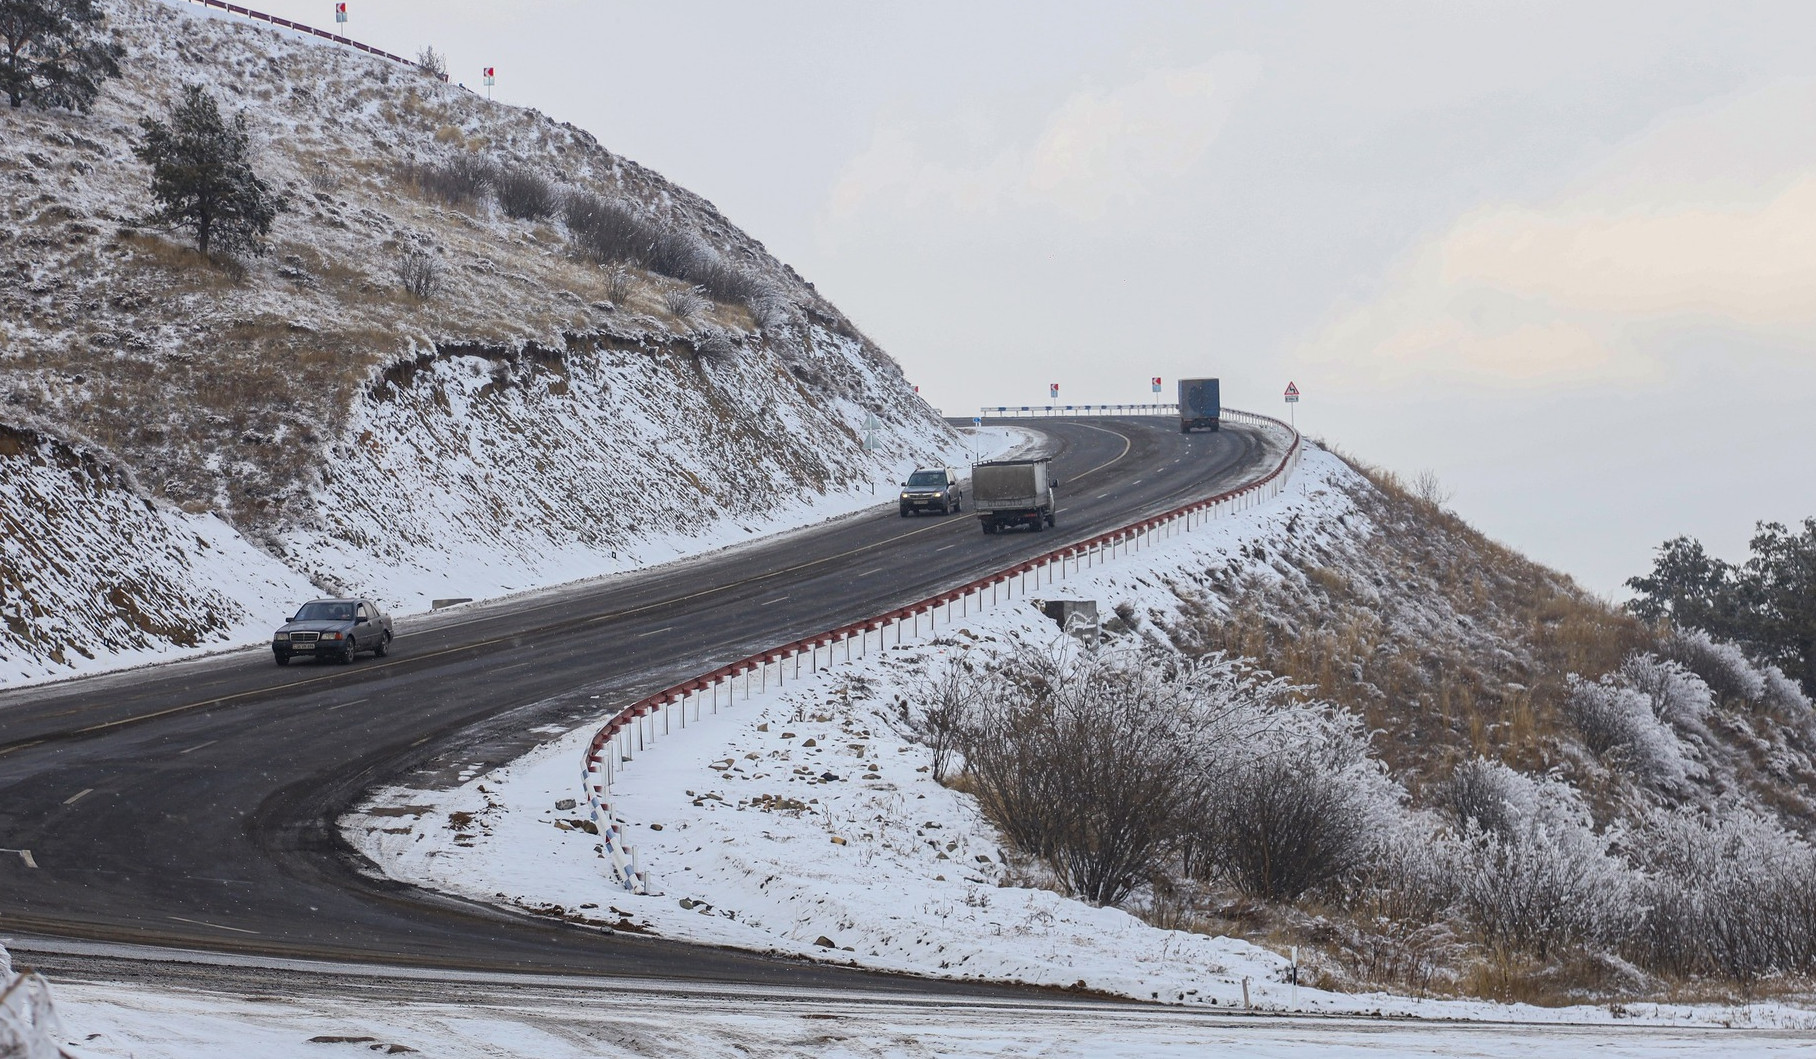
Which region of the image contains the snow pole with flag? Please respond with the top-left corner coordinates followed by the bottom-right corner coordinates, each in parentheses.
top-left (483, 66), bottom-right (495, 100)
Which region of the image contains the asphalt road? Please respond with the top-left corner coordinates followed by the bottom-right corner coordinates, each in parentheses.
top-left (0, 417), bottom-right (1276, 989)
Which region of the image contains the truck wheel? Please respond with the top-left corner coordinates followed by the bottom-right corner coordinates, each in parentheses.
top-left (1048, 511), bottom-right (1057, 528)
top-left (373, 632), bottom-right (390, 658)
top-left (982, 522), bottom-right (995, 535)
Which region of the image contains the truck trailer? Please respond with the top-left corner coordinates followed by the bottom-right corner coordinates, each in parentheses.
top-left (1178, 377), bottom-right (1221, 433)
top-left (971, 458), bottom-right (1056, 534)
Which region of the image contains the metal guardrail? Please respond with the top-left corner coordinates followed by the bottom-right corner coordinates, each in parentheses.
top-left (582, 408), bottom-right (1303, 892)
top-left (176, 0), bottom-right (448, 78)
top-left (980, 404), bottom-right (1180, 417)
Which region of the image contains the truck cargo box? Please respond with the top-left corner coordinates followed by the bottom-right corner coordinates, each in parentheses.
top-left (970, 458), bottom-right (1056, 533)
top-left (1178, 377), bottom-right (1221, 433)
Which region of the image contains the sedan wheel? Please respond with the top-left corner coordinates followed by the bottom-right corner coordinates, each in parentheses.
top-left (373, 632), bottom-right (390, 658)
top-left (340, 640), bottom-right (357, 664)
top-left (274, 652), bottom-right (290, 666)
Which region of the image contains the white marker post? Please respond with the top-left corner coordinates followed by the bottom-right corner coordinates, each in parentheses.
top-left (1284, 380), bottom-right (1300, 429)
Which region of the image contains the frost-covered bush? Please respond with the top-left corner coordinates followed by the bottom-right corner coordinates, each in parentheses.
top-left (954, 642), bottom-right (1266, 907)
top-left (406, 154), bottom-right (495, 206)
top-left (1618, 654), bottom-right (1713, 728)
top-left (493, 165), bottom-right (558, 220)
top-left (1191, 705), bottom-right (1399, 901)
top-left (692, 327), bottom-right (737, 364)
top-left (1340, 809), bottom-right (1459, 925)
top-left (1436, 757), bottom-right (1539, 840)
top-left (395, 247), bottom-right (442, 299)
top-left (907, 653), bottom-right (979, 783)
top-left (1663, 629), bottom-right (1767, 705)
top-left (748, 289), bottom-right (799, 333)
top-left (661, 284), bottom-right (709, 322)
top-left (1629, 805), bottom-right (1816, 985)
top-left (1451, 775), bottom-right (1635, 960)
top-left (1563, 673), bottom-right (1689, 786)
top-left (0, 943), bottom-right (65, 1059)
top-left (1761, 663), bottom-right (1814, 714)
top-left (564, 190), bottom-right (650, 266)
top-left (645, 225), bottom-right (763, 303)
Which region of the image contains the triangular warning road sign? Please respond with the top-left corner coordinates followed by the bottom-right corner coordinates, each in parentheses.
top-left (1284, 381), bottom-right (1301, 397)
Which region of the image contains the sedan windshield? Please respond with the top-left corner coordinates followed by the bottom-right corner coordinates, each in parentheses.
top-left (294, 601), bottom-right (355, 622)
top-left (906, 471), bottom-right (946, 487)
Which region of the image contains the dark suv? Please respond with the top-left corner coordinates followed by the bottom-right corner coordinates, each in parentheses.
top-left (273, 598), bottom-right (394, 665)
top-left (899, 466), bottom-right (963, 516)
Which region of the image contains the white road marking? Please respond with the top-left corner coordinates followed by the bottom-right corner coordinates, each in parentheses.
top-left (168, 915), bottom-right (260, 935)
top-left (1096, 493), bottom-right (1109, 499)
top-left (637, 626), bottom-right (674, 639)
top-left (1, 848), bottom-right (37, 869)
top-left (63, 788), bottom-right (93, 805)
top-left (325, 698), bottom-right (368, 712)
top-left (855, 568), bottom-right (884, 578)
top-left (935, 544), bottom-right (956, 552)
top-left (179, 739), bottom-right (218, 754)
top-left (760, 596), bottom-right (789, 607)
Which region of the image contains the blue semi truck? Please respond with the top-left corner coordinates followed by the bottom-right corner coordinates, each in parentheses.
top-left (1178, 377), bottom-right (1221, 433)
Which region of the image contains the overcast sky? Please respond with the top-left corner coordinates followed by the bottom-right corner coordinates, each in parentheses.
top-left (225, 0), bottom-right (1815, 596)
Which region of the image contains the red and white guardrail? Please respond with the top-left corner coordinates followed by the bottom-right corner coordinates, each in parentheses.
top-left (583, 409), bottom-right (1303, 891)
top-left (176, 0), bottom-right (447, 77)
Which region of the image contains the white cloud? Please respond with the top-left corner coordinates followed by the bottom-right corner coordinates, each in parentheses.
top-left (1294, 79), bottom-right (1816, 391)
top-left (821, 54), bottom-right (1262, 231)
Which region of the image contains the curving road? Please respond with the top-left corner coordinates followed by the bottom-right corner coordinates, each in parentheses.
top-left (0, 417), bottom-right (1276, 988)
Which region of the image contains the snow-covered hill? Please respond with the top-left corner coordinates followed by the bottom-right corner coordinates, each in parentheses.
top-left (0, 0), bottom-right (959, 684)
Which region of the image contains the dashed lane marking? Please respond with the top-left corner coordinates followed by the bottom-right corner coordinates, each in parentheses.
top-left (636, 626), bottom-right (674, 639)
top-left (759, 596), bottom-right (789, 607)
top-left (2, 849), bottom-right (38, 869)
top-left (62, 788), bottom-right (93, 805)
top-left (178, 740), bottom-right (218, 754)
top-left (324, 699), bottom-right (367, 713)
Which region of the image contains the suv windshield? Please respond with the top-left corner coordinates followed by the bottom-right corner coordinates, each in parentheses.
top-left (906, 471), bottom-right (946, 487)
top-left (295, 601), bottom-right (355, 622)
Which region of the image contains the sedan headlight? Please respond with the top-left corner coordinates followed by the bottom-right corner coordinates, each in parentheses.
top-left (323, 632), bottom-right (343, 640)
top-left (899, 492), bottom-right (910, 499)
top-left (274, 632), bottom-right (289, 641)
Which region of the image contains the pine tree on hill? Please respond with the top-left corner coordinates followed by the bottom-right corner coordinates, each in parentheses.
top-left (134, 84), bottom-right (285, 260)
top-left (0, 0), bottom-right (122, 111)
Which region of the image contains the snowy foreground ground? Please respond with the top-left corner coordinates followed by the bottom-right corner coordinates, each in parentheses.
top-left (13, 949), bottom-right (1815, 1059)
top-left (330, 445), bottom-right (1816, 1051)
